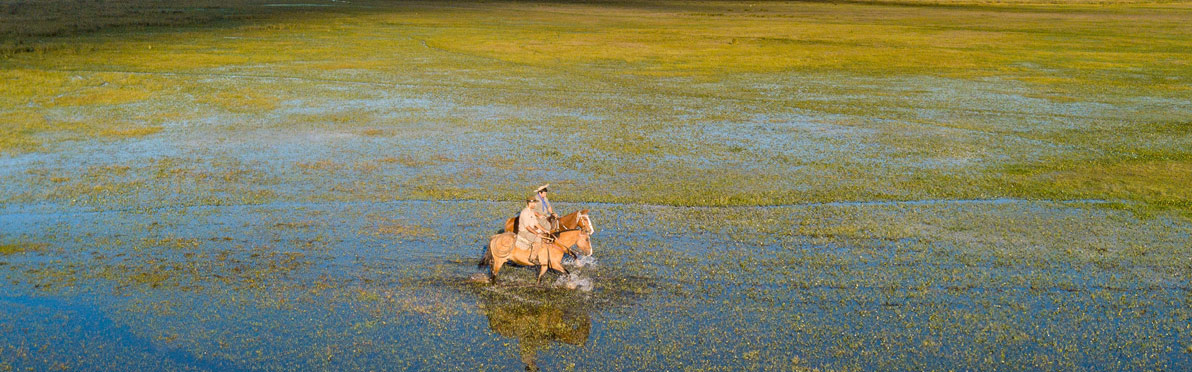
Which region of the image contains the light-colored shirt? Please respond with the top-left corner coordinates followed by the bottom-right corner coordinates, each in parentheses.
top-left (518, 206), bottom-right (541, 234)
top-left (537, 195), bottom-right (552, 214)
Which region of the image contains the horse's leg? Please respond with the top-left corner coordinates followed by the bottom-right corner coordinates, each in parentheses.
top-left (536, 264), bottom-right (548, 285)
top-left (549, 257), bottom-right (569, 276)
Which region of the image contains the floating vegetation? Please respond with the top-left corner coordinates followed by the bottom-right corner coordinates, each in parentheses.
top-left (2, 0), bottom-right (1191, 370)
top-left (2, 200), bottom-right (1190, 370)
top-left (0, 242), bottom-right (46, 255)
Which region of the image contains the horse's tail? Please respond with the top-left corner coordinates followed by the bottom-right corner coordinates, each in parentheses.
top-left (478, 242), bottom-right (492, 268)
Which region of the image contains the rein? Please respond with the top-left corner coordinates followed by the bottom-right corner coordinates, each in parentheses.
top-left (547, 228), bottom-right (585, 254)
top-left (578, 214), bottom-right (595, 235)
top-left (546, 228), bottom-right (582, 241)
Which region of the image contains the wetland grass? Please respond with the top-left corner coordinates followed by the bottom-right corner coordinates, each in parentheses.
top-left (2, 0), bottom-right (1191, 370)
top-left (0, 242), bottom-right (45, 255)
top-left (3, 0), bottom-right (1189, 216)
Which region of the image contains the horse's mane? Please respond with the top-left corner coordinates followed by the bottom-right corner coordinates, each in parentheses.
top-left (548, 227), bottom-right (583, 239)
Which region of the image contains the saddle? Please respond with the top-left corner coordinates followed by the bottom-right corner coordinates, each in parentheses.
top-left (515, 232), bottom-right (555, 251)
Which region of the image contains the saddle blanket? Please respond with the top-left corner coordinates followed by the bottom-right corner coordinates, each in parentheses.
top-left (515, 233), bottom-right (533, 251)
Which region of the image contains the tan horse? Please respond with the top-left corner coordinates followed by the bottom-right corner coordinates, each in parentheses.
top-left (479, 229), bottom-right (593, 285)
top-left (503, 209), bottom-right (595, 235)
top-left (504, 209), bottom-right (595, 261)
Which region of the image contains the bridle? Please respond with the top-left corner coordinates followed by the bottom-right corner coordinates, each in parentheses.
top-left (578, 212), bottom-right (595, 235)
top-left (546, 227), bottom-right (591, 255)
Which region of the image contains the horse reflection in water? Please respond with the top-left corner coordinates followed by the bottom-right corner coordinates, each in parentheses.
top-left (479, 295), bottom-right (591, 371)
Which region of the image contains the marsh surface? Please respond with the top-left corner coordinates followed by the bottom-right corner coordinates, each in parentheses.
top-left (2, 0), bottom-right (1192, 370)
top-left (3, 200), bottom-right (1192, 370)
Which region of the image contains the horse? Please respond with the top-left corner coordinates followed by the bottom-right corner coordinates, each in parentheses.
top-left (503, 209), bottom-right (595, 236)
top-left (479, 228), bottom-right (593, 285)
top-left (505, 209), bottom-right (595, 261)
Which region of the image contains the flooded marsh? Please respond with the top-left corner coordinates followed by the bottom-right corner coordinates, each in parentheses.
top-left (2, 0), bottom-right (1192, 370)
top-left (3, 201), bottom-right (1191, 370)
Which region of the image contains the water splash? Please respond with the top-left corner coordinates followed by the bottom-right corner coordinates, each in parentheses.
top-left (553, 273), bottom-right (593, 292)
top-left (571, 255), bottom-right (598, 268)
top-left (468, 273), bottom-right (490, 283)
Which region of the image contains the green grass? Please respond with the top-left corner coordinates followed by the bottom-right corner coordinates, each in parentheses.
top-left (2, 0), bottom-right (1189, 218)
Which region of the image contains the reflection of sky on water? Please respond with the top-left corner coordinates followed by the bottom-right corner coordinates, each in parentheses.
top-left (11, 69), bottom-right (1188, 210)
top-left (2, 53), bottom-right (1191, 371)
top-left (2, 200), bottom-right (1190, 370)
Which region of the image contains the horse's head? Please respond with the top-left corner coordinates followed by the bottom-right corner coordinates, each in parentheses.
top-left (577, 211), bottom-right (595, 235)
top-left (574, 230), bottom-right (593, 256)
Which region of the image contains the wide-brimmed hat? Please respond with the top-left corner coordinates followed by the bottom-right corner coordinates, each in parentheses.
top-left (535, 184), bottom-right (550, 193)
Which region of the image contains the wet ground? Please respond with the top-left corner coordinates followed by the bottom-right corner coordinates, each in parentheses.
top-left (3, 0), bottom-right (1192, 370)
top-left (3, 199), bottom-right (1191, 371)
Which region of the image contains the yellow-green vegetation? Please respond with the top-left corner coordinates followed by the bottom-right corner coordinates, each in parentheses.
top-left (1, 0), bottom-right (1189, 219)
top-left (0, 242), bottom-right (45, 255)
top-left (2, 0), bottom-right (1191, 371)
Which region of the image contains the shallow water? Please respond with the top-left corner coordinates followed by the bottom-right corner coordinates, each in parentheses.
top-left (3, 1), bottom-right (1192, 369)
top-left (2, 200), bottom-right (1190, 371)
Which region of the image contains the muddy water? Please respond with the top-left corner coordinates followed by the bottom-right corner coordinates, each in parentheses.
top-left (2, 200), bottom-right (1190, 370)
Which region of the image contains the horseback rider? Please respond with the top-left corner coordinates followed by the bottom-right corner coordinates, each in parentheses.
top-left (535, 184), bottom-right (558, 231)
top-left (517, 198), bottom-right (551, 265)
